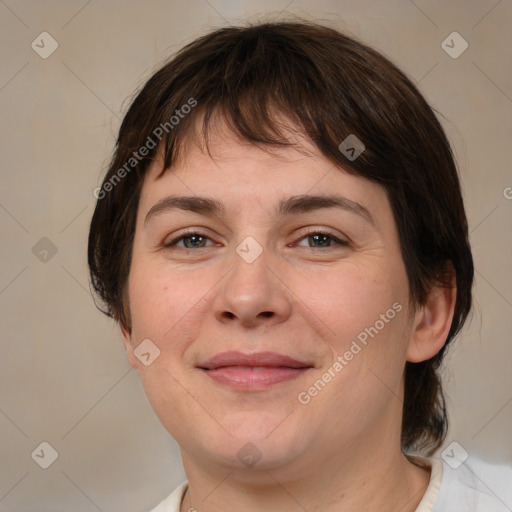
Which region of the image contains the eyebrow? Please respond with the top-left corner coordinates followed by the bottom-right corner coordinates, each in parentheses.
top-left (144, 194), bottom-right (375, 226)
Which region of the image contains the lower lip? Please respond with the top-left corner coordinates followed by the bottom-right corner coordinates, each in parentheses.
top-left (202, 366), bottom-right (310, 391)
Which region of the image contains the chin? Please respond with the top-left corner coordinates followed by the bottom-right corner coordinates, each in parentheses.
top-left (212, 425), bottom-right (307, 471)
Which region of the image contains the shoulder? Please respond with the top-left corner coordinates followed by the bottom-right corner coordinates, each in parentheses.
top-left (434, 455), bottom-right (512, 511)
top-left (148, 481), bottom-right (188, 512)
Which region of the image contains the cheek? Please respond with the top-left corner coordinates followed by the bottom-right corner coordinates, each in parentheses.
top-left (126, 260), bottom-right (225, 387)
top-left (126, 264), bottom-right (210, 432)
top-left (128, 261), bottom-right (205, 338)
top-left (294, 260), bottom-right (412, 394)
top-left (295, 262), bottom-right (404, 340)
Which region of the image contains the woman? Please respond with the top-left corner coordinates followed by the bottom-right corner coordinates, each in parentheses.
top-left (88, 19), bottom-right (511, 512)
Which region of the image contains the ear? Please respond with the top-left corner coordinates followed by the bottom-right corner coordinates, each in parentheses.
top-left (120, 324), bottom-right (139, 369)
top-left (406, 265), bottom-right (457, 363)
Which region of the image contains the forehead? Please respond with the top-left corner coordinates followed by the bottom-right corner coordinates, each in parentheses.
top-left (138, 113), bottom-right (390, 225)
top-left (150, 111), bottom-right (321, 177)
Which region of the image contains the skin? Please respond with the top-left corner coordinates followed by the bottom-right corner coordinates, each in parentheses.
top-left (121, 115), bottom-right (456, 512)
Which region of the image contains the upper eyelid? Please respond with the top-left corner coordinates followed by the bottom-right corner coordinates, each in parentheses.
top-left (164, 228), bottom-right (349, 247)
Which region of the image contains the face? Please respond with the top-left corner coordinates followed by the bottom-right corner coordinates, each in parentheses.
top-left (122, 116), bottom-right (420, 476)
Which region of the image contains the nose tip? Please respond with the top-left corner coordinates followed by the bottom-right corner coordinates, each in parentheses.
top-left (213, 255), bottom-right (292, 327)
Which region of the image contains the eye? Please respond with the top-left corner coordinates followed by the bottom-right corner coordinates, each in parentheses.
top-left (295, 231), bottom-right (349, 249)
top-left (164, 231), bottom-right (214, 249)
top-left (163, 230), bottom-right (349, 251)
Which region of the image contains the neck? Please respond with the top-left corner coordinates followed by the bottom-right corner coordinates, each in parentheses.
top-left (179, 445), bottom-right (430, 512)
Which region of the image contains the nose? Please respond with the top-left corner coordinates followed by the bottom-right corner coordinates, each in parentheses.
top-left (213, 242), bottom-right (292, 328)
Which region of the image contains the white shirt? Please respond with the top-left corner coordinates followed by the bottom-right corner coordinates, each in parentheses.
top-left (149, 456), bottom-right (512, 512)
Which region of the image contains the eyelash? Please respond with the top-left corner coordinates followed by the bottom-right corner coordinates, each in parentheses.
top-left (163, 229), bottom-right (350, 251)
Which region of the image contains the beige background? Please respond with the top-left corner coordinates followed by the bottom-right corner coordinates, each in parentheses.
top-left (0, 0), bottom-right (511, 510)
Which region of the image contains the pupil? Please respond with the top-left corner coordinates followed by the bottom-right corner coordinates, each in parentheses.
top-left (185, 235), bottom-right (204, 248)
top-left (311, 234), bottom-right (328, 247)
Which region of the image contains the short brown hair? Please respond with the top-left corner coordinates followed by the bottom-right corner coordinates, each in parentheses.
top-left (88, 19), bottom-right (474, 455)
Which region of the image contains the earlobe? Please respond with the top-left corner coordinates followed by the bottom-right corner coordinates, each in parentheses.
top-left (120, 324), bottom-right (139, 369)
top-left (407, 268), bottom-right (457, 363)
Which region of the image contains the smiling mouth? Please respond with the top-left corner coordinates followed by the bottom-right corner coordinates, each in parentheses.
top-left (197, 351), bottom-right (314, 391)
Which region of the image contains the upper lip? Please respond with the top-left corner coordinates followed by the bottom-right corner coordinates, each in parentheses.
top-left (198, 351), bottom-right (313, 370)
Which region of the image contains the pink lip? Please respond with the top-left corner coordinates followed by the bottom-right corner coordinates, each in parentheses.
top-left (197, 351), bottom-right (313, 391)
